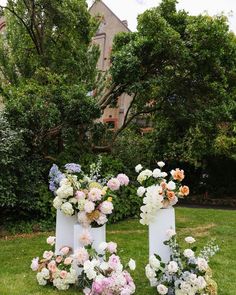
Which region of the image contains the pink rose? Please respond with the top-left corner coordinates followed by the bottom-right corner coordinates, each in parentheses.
top-left (56, 255), bottom-right (63, 263)
top-left (60, 270), bottom-right (68, 279)
top-left (107, 242), bottom-right (117, 254)
top-left (107, 178), bottom-right (120, 191)
top-left (43, 250), bottom-right (54, 260)
top-left (88, 188), bottom-right (102, 202)
top-left (64, 256), bottom-right (73, 265)
top-left (46, 236), bottom-right (56, 246)
top-left (60, 246), bottom-right (70, 256)
top-left (117, 174), bottom-right (129, 186)
top-left (48, 260), bottom-right (57, 273)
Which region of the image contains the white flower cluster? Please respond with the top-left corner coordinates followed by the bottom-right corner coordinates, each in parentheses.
top-left (145, 232), bottom-right (218, 295)
top-left (136, 161), bottom-right (189, 225)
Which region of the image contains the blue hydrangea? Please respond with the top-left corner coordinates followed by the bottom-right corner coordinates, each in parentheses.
top-left (48, 164), bottom-right (65, 192)
top-left (64, 163), bottom-right (81, 173)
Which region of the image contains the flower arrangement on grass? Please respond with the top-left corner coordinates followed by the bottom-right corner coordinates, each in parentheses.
top-left (49, 157), bottom-right (129, 227)
top-left (145, 231), bottom-right (219, 295)
top-left (135, 162), bottom-right (190, 225)
top-left (75, 239), bottom-right (136, 295)
top-left (30, 236), bottom-right (77, 290)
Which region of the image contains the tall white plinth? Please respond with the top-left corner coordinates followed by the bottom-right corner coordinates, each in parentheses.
top-left (55, 209), bottom-right (77, 254)
top-left (149, 207), bottom-right (175, 263)
top-left (73, 224), bottom-right (106, 254)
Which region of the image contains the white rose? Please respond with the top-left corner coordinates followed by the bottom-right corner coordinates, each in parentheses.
top-left (137, 186), bottom-right (146, 197)
top-left (157, 284), bottom-right (168, 295)
top-left (157, 161), bottom-right (165, 168)
top-left (153, 168), bottom-right (161, 178)
top-left (167, 261), bottom-right (179, 273)
top-left (183, 249), bottom-right (195, 258)
top-left (61, 202), bottom-right (74, 216)
top-left (53, 197), bottom-right (62, 209)
top-left (167, 181), bottom-right (176, 190)
top-left (197, 258), bottom-right (208, 272)
top-left (98, 242), bottom-right (108, 252)
top-left (46, 236), bottom-right (56, 246)
top-left (197, 276), bottom-right (207, 289)
top-left (135, 164), bottom-right (143, 173)
top-left (149, 255), bottom-right (160, 270)
top-left (145, 264), bottom-right (156, 279)
top-left (128, 259), bottom-right (136, 270)
top-left (84, 200), bottom-right (95, 213)
top-left (166, 228), bottom-right (176, 240)
top-left (185, 236), bottom-right (196, 244)
top-left (161, 172), bottom-right (168, 178)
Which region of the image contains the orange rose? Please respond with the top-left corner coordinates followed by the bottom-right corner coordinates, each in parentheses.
top-left (172, 168), bottom-right (185, 181)
top-left (161, 181), bottom-right (167, 190)
top-left (179, 185), bottom-right (189, 196)
top-left (167, 190), bottom-right (176, 201)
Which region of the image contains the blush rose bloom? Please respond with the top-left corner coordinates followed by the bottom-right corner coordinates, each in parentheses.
top-left (60, 270), bottom-right (68, 279)
top-left (43, 250), bottom-right (54, 260)
top-left (179, 186), bottom-right (190, 196)
top-left (64, 257), bottom-right (73, 265)
top-left (46, 236), bottom-right (56, 246)
top-left (171, 168), bottom-right (185, 181)
top-left (107, 242), bottom-right (117, 254)
top-left (60, 246), bottom-right (70, 255)
top-left (157, 284), bottom-right (168, 295)
top-left (48, 260), bottom-right (57, 273)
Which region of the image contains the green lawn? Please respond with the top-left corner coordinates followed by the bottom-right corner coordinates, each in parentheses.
top-left (0, 207), bottom-right (235, 295)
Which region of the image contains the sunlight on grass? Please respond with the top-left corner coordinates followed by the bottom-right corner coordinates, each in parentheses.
top-left (0, 207), bottom-right (235, 295)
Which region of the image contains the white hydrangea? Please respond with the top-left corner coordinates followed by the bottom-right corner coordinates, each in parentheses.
top-left (36, 272), bottom-right (47, 286)
top-left (56, 184), bottom-right (73, 199)
top-left (53, 197), bottom-right (63, 209)
top-left (61, 202), bottom-right (74, 216)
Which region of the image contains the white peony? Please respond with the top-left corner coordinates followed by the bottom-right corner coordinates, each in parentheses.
top-left (157, 161), bottom-right (165, 168)
top-left (197, 257), bottom-right (208, 272)
top-left (137, 186), bottom-right (146, 197)
top-left (183, 249), bottom-right (195, 258)
top-left (157, 284), bottom-right (168, 294)
top-left (128, 259), bottom-right (136, 270)
top-left (61, 202), bottom-right (74, 216)
top-left (53, 197), bottom-right (63, 209)
top-left (167, 181), bottom-right (176, 190)
top-left (56, 184), bottom-right (73, 199)
top-left (185, 236), bottom-right (196, 244)
top-left (149, 255), bottom-right (160, 270)
top-left (167, 261), bottom-right (179, 273)
top-left (135, 164), bottom-right (143, 173)
top-left (84, 259), bottom-right (99, 280)
top-left (166, 228), bottom-right (176, 240)
top-left (153, 168), bottom-right (161, 178)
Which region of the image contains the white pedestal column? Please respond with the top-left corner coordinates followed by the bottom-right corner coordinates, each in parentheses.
top-left (55, 209), bottom-right (77, 254)
top-left (149, 207), bottom-right (175, 263)
top-left (73, 223), bottom-right (106, 253)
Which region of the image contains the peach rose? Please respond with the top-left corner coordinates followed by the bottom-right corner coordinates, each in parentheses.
top-left (167, 190), bottom-right (176, 201)
top-left (161, 181), bottom-right (167, 190)
top-left (60, 246), bottom-right (70, 256)
top-left (179, 185), bottom-right (190, 196)
top-left (64, 257), bottom-right (73, 265)
top-left (171, 168), bottom-right (185, 181)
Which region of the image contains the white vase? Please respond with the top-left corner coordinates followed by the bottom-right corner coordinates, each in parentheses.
top-left (73, 223), bottom-right (106, 254)
top-left (149, 207), bottom-right (175, 262)
top-left (55, 209), bottom-right (77, 254)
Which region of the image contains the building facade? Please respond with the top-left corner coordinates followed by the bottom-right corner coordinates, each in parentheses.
top-left (89, 0), bottom-right (132, 130)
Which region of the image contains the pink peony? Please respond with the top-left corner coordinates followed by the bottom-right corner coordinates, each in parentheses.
top-left (88, 188), bottom-right (102, 202)
top-left (107, 178), bottom-right (120, 191)
top-left (100, 201), bottom-right (114, 215)
top-left (60, 246), bottom-right (70, 256)
top-left (117, 174), bottom-right (129, 186)
top-left (60, 270), bottom-right (68, 279)
top-left (75, 190), bottom-right (86, 200)
top-left (96, 213), bottom-right (108, 225)
top-left (79, 230), bottom-right (93, 246)
top-left (78, 211), bottom-right (90, 226)
top-left (75, 247), bottom-right (89, 265)
top-left (108, 254), bottom-right (122, 271)
top-left (107, 242), bottom-right (117, 254)
top-left (84, 200), bottom-right (95, 213)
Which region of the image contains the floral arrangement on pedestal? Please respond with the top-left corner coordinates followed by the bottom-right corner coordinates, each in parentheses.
top-left (49, 158), bottom-right (129, 227)
top-left (30, 236), bottom-right (77, 290)
top-left (145, 230), bottom-right (219, 295)
top-left (135, 162), bottom-right (190, 225)
top-left (75, 237), bottom-right (136, 295)
top-left (31, 236), bottom-right (136, 294)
